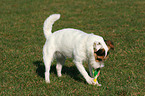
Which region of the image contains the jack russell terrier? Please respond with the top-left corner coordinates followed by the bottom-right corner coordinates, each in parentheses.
top-left (43, 14), bottom-right (114, 86)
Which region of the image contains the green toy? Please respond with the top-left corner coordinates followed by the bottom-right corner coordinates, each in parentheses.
top-left (92, 68), bottom-right (100, 83)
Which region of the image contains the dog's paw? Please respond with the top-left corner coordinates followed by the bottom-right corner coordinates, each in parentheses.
top-left (57, 73), bottom-right (62, 77)
top-left (97, 83), bottom-right (102, 86)
top-left (45, 72), bottom-right (50, 83)
top-left (93, 81), bottom-right (102, 86)
top-left (45, 80), bottom-right (50, 83)
top-left (86, 77), bottom-right (95, 85)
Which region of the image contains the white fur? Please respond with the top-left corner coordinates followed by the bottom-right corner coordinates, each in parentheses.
top-left (43, 14), bottom-right (108, 85)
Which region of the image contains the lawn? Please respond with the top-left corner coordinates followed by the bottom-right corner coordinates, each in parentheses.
top-left (0, 0), bottom-right (145, 95)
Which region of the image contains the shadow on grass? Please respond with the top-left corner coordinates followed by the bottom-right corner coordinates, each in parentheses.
top-left (33, 61), bottom-right (83, 83)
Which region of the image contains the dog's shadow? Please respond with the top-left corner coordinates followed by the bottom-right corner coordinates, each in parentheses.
top-left (33, 61), bottom-right (83, 82)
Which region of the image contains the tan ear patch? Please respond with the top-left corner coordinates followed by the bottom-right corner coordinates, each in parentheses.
top-left (105, 40), bottom-right (114, 50)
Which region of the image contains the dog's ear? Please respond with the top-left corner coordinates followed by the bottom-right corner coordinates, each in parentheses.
top-left (93, 42), bottom-right (103, 52)
top-left (105, 40), bottom-right (114, 50)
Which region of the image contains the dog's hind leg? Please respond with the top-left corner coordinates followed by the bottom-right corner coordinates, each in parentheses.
top-left (56, 52), bottom-right (66, 77)
top-left (43, 47), bottom-right (55, 83)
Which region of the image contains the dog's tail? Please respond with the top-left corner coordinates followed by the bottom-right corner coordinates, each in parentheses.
top-left (43, 14), bottom-right (60, 39)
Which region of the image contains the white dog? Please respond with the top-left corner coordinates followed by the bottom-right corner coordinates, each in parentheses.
top-left (43, 14), bottom-right (110, 85)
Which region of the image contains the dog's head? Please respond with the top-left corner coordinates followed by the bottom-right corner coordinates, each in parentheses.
top-left (94, 40), bottom-right (114, 62)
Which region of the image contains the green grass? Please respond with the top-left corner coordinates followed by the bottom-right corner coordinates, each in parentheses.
top-left (0, 0), bottom-right (145, 95)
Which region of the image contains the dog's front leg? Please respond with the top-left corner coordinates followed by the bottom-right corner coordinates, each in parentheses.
top-left (74, 61), bottom-right (95, 85)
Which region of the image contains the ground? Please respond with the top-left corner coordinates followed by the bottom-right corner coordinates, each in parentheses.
top-left (0, 0), bottom-right (145, 95)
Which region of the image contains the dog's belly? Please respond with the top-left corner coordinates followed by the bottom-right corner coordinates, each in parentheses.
top-left (57, 50), bottom-right (73, 58)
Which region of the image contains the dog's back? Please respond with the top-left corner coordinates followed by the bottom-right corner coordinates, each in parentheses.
top-left (48, 28), bottom-right (90, 58)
